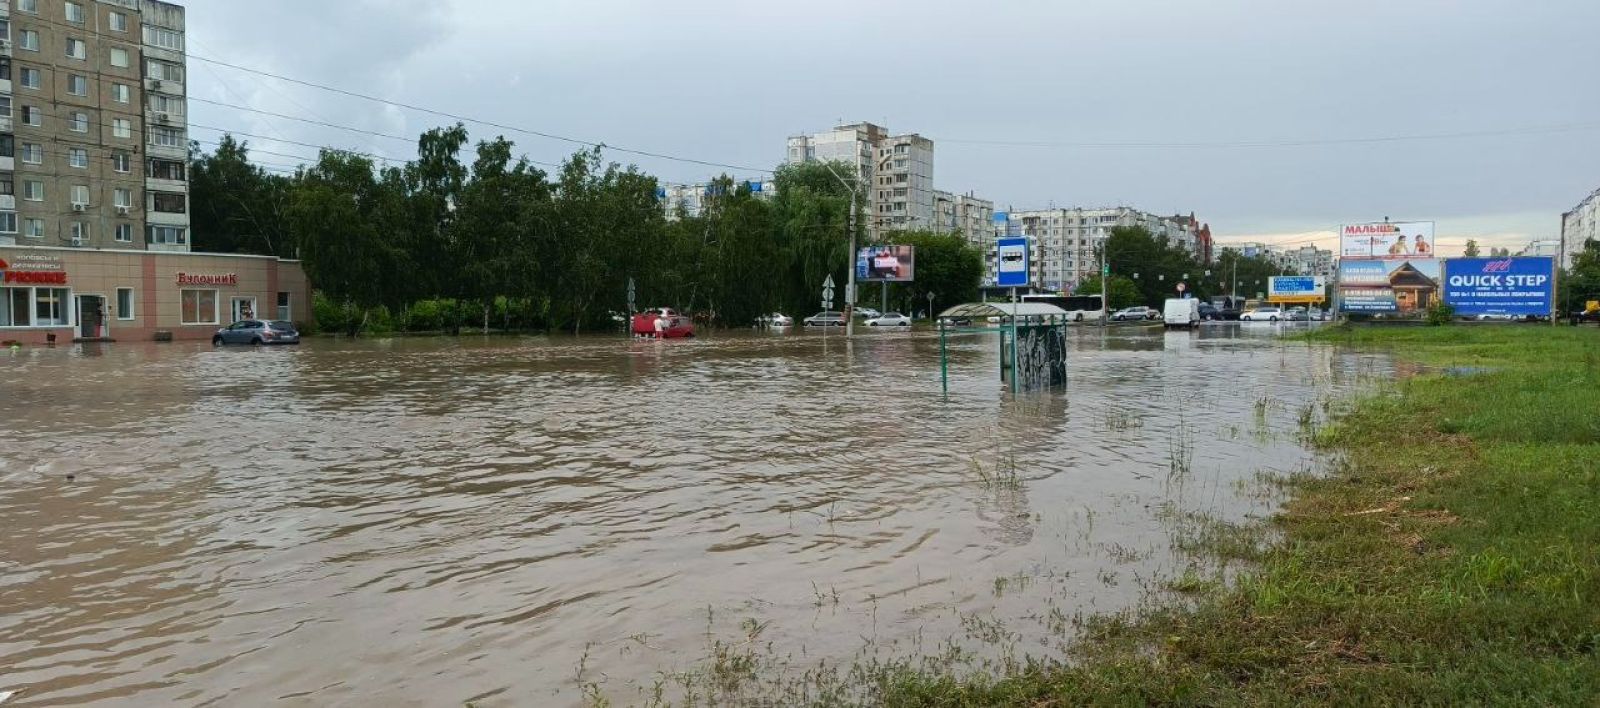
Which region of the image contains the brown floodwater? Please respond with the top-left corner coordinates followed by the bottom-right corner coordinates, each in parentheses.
top-left (0, 324), bottom-right (1394, 706)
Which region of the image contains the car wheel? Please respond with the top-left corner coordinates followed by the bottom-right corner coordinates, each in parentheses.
top-left (212, 336), bottom-right (223, 347)
top-left (251, 337), bottom-right (264, 345)
top-left (868, 322), bottom-right (877, 327)
top-left (1269, 316), bottom-right (1279, 323)
top-left (1075, 313), bottom-right (1084, 322)
top-left (899, 322), bottom-right (910, 327)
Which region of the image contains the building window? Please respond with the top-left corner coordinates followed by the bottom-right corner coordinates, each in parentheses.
top-left (112, 151), bottom-right (131, 173)
top-left (143, 26), bottom-right (183, 51)
top-left (8, 287), bottom-right (71, 326)
top-left (18, 0), bottom-right (37, 13)
top-left (21, 105), bottom-right (40, 126)
top-left (19, 29), bottom-right (38, 51)
top-left (110, 47), bottom-right (129, 68)
top-left (23, 218), bottom-right (44, 239)
top-left (115, 223), bottom-right (133, 243)
top-left (65, 1), bottom-right (86, 24)
top-left (68, 75), bottom-right (88, 96)
top-left (150, 94), bottom-right (183, 115)
top-left (69, 222), bottom-right (89, 243)
top-left (109, 11), bottom-right (128, 32)
top-left (70, 185), bottom-right (89, 207)
top-left (65, 38), bottom-right (86, 60)
top-left (20, 67), bottom-right (39, 89)
top-left (22, 181), bottom-right (42, 201)
top-left (151, 191), bottom-right (186, 213)
top-left (149, 126), bottom-right (183, 148)
top-left (146, 60), bottom-right (182, 82)
top-left (113, 187), bottom-right (132, 208)
top-left (148, 159), bottom-right (184, 180)
top-left (116, 287), bottom-right (134, 319)
top-left (68, 148), bottom-right (88, 168)
top-left (20, 144), bottom-right (41, 164)
top-left (69, 111), bottom-right (88, 132)
top-left (112, 83), bottom-right (130, 103)
top-left (276, 292), bottom-right (292, 321)
top-left (113, 118), bottom-right (131, 138)
top-left (180, 289), bottom-right (216, 325)
top-left (0, 212), bottom-right (15, 234)
top-left (149, 225), bottom-right (187, 245)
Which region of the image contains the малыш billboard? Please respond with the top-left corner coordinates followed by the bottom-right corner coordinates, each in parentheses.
top-left (857, 245), bottom-right (915, 282)
top-left (1340, 221), bottom-right (1437, 259)
top-left (1442, 257), bottom-right (1553, 316)
top-left (1268, 275), bottom-right (1326, 303)
top-left (995, 237), bottom-right (1030, 287)
top-left (1338, 258), bottom-right (1441, 313)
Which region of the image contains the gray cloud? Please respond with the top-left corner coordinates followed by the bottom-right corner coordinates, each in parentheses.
top-left (185, 0), bottom-right (1600, 249)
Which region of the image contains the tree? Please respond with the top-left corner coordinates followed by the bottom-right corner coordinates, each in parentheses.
top-left (190, 135), bottom-right (291, 256)
top-left (1561, 238), bottom-right (1600, 314)
top-left (289, 150), bottom-right (411, 335)
top-left (875, 230), bottom-right (983, 316)
top-left (1075, 275), bottom-right (1143, 310)
top-left (1100, 226), bottom-right (1216, 306)
top-left (1463, 239), bottom-right (1481, 258)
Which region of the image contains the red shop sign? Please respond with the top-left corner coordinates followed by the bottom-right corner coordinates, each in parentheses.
top-left (3, 270), bottom-right (68, 285)
top-left (176, 272), bottom-right (238, 286)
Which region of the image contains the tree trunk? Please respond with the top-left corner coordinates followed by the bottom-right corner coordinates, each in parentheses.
top-left (482, 303), bottom-right (490, 335)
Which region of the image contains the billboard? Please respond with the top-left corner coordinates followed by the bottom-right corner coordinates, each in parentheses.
top-left (857, 245), bottom-right (915, 282)
top-left (995, 237), bottom-right (1029, 287)
top-left (1441, 257), bottom-right (1553, 316)
top-left (1268, 275), bottom-right (1326, 303)
top-left (1340, 221), bottom-right (1437, 259)
top-left (1337, 258), bottom-right (1442, 314)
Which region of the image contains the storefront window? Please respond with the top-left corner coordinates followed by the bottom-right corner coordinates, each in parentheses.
top-left (1, 287), bottom-right (31, 326)
top-left (180, 288), bottom-right (217, 325)
top-left (32, 288), bottom-right (69, 326)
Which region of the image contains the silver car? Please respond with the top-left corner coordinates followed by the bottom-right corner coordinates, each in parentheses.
top-left (213, 320), bottom-right (301, 346)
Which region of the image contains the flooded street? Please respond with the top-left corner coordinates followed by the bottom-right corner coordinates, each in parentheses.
top-left (0, 325), bottom-right (1393, 706)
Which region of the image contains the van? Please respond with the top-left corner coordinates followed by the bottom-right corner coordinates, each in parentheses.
top-left (1163, 298), bottom-right (1200, 329)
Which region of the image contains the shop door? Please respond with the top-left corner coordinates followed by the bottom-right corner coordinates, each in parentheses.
top-left (231, 297), bottom-right (257, 323)
top-left (77, 295), bottom-right (105, 339)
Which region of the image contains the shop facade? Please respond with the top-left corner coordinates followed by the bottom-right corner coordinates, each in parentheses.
top-left (0, 246), bottom-right (312, 345)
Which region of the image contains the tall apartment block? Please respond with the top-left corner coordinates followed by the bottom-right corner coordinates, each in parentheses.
top-left (786, 122), bottom-right (935, 239)
top-left (991, 207), bottom-right (1207, 292)
top-left (933, 190), bottom-right (994, 249)
top-left (0, 0), bottom-right (190, 251)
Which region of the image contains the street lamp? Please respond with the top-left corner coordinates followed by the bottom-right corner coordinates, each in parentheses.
top-left (822, 162), bottom-right (861, 337)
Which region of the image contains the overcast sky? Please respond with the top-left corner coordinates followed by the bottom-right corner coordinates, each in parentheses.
top-left (185, 0), bottom-right (1600, 253)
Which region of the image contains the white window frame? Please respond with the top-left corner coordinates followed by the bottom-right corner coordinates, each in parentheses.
top-left (180, 289), bottom-right (218, 325)
top-left (69, 112), bottom-right (89, 133)
top-left (21, 144), bottom-right (42, 165)
top-left (113, 188), bottom-right (132, 208)
top-left (65, 2), bottom-right (86, 24)
top-left (19, 29), bottom-right (38, 51)
top-left (68, 75), bottom-right (88, 97)
top-left (22, 181), bottom-right (43, 201)
top-left (113, 118), bottom-right (132, 138)
top-left (112, 83), bottom-right (130, 103)
top-left (70, 185), bottom-right (89, 207)
top-left (149, 225), bottom-right (187, 245)
top-left (68, 148), bottom-right (88, 168)
top-left (23, 218), bottom-right (45, 239)
top-left (69, 221), bottom-right (89, 242)
top-left (114, 223), bottom-right (134, 243)
top-left (110, 47), bottom-right (129, 68)
top-left (112, 152), bottom-right (131, 173)
top-left (20, 67), bottom-right (40, 89)
top-left (109, 11), bottom-right (128, 32)
top-left (276, 292), bottom-right (293, 322)
top-left (116, 287), bottom-right (135, 319)
top-left (17, 0), bottom-right (38, 14)
top-left (150, 126), bottom-right (183, 148)
top-left (0, 212), bottom-right (16, 234)
top-left (21, 105), bottom-right (41, 127)
top-left (142, 26), bottom-right (183, 51)
top-left (65, 38), bottom-right (87, 60)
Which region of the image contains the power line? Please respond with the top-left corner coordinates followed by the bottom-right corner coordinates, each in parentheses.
top-left (188, 53), bottom-right (774, 174)
top-left (937, 121), bottom-right (1600, 150)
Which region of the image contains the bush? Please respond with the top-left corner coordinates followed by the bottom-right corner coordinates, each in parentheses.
top-left (1426, 302), bottom-right (1456, 326)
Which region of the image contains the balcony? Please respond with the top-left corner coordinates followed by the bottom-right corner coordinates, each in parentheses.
top-left (146, 142), bottom-right (185, 160)
top-left (0, 116), bottom-right (9, 132)
top-left (0, 156), bottom-right (12, 172)
top-left (144, 77), bottom-right (185, 96)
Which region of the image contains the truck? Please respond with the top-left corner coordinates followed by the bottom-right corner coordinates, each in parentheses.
top-left (1163, 298), bottom-right (1201, 329)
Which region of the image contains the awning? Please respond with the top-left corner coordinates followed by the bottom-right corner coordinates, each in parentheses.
top-left (937, 302), bottom-right (1070, 319)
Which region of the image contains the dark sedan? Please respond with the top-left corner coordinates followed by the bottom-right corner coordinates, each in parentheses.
top-left (213, 320), bottom-right (301, 346)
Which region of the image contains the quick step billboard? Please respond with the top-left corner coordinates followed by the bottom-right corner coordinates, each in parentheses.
top-left (1441, 257), bottom-right (1553, 317)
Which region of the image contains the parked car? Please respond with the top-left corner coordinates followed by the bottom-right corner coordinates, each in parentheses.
top-left (213, 320), bottom-right (300, 346)
top-left (1198, 302), bottom-right (1220, 320)
top-left (1240, 307), bottom-right (1283, 322)
top-left (1285, 307), bottom-right (1310, 322)
top-left (854, 307), bottom-right (882, 319)
top-left (1162, 298), bottom-right (1201, 329)
top-left (803, 311), bottom-right (847, 327)
top-left (758, 312), bottom-right (794, 327)
top-left (1111, 306), bottom-right (1158, 321)
top-left (865, 312), bottom-right (912, 327)
top-left (1475, 313), bottom-right (1518, 321)
top-left (1308, 306), bottom-right (1326, 321)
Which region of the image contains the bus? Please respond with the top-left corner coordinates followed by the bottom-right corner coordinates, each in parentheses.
top-left (1020, 294), bottom-right (1105, 323)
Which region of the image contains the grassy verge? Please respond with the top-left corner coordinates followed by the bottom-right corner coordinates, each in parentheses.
top-left (615, 326), bottom-right (1600, 706)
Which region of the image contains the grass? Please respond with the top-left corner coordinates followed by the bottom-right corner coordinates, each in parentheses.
top-left (594, 326), bottom-right (1600, 706)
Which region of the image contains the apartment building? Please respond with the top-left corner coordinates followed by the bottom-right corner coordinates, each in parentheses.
top-left (0, 0), bottom-right (189, 252)
top-left (991, 206), bottom-right (1202, 293)
top-left (658, 178), bottom-right (775, 220)
top-left (786, 122), bottom-right (935, 239)
top-left (932, 190), bottom-right (993, 249)
top-left (1561, 187), bottom-right (1599, 270)
top-left (1282, 244), bottom-right (1335, 278)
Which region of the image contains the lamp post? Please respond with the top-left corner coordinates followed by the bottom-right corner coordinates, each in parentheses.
top-left (824, 162), bottom-right (860, 337)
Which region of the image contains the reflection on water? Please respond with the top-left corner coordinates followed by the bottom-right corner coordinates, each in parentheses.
top-left (0, 325), bottom-right (1392, 706)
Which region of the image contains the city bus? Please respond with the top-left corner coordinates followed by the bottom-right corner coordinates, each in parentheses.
top-left (1020, 294), bottom-right (1105, 323)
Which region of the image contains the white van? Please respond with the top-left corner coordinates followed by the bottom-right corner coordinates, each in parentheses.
top-left (1163, 298), bottom-right (1200, 329)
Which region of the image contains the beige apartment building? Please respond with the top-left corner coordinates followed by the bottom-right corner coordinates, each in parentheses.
top-left (1, 0), bottom-right (190, 251)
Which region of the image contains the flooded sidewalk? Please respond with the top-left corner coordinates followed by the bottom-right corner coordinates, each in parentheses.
top-left (0, 326), bottom-right (1393, 705)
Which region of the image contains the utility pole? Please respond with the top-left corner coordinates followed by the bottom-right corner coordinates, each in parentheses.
top-left (1099, 241), bottom-right (1108, 322)
top-left (825, 163), bottom-right (859, 337)
top-left (1555, 213), bottom-right (1567, 326)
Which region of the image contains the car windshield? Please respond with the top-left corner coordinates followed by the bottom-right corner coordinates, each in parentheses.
top-left (270, 321), bottom-right (296, 330)
top-left (883, 313), bottom-right (902, 318)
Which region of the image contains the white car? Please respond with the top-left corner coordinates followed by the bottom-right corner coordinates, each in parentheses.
top-left (855, 307), bottom-right (882, 319)
top-left (760, 312), bottom-right (793, 327)
top-left (865, 312), bottom-right (912, 327)
top-left (1241, 307), bottom-right (1283, 322)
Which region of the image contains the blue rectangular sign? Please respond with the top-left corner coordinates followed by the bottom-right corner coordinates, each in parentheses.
top-left (995, 237), bottom-right (1029, 287)
top-left (1442, 257), bottom-right (1553, 316)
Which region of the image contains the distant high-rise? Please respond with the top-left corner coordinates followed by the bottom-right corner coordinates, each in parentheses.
top-left (1561, 187), bottom-right (1599, 269)
top-left (785, 122), bottom-right (935, 239)
top-left (0, 0), bottom-right (191, 251)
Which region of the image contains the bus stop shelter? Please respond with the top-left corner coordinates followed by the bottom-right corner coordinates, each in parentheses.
top-left (936, 302), bottom-right (1072, 393)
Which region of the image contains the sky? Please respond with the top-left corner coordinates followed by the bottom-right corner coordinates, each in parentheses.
top-left (183, 0), bottom-right (1600, 254)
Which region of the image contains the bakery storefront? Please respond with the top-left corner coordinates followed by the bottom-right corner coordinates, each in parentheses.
top-left (0, 246), bottom-right (312, 345)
